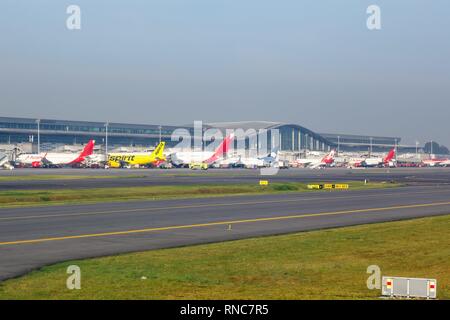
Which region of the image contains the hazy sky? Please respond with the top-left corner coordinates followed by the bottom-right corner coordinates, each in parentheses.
top-left (1, 1), bottom-right (449, 146)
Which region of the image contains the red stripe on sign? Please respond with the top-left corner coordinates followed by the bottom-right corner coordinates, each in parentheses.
top-left (387, 282), bottom-right (392, 286)
top-left (430, 284), bottom-right (435, 289)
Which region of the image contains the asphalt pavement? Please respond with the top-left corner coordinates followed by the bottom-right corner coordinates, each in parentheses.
top-left (1, 184), bottom-right (450, 281)
top-left (1, 167), bottom-right (450, 190)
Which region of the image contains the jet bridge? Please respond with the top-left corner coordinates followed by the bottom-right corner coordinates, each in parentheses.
top-left (0, 152), bottom-right (13, 170)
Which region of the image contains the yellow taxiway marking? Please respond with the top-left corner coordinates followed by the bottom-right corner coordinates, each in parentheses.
top-left (0, 188), bottom-right (449, 222)
top-left (1, 200), bottom-right (450, 246)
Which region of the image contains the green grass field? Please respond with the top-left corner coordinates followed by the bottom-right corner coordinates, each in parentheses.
top-left (0, 181), bottom-right (398, 207)
top-left (1, 214), bottom-right (448, 300)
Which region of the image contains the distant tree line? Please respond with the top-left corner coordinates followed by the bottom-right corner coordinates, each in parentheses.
top-left (423, 141), bottom-right (449, 155)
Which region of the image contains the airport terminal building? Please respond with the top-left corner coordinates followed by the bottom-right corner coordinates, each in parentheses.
top-left (0, 116), bottom-right (407, 154)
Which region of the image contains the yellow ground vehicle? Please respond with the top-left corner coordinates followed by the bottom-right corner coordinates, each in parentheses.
top-left (189, 162), bottom-right (208, 170)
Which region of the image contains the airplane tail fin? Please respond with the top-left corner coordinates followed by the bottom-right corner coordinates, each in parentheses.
top-left (151, 142), bottom-right (166, 160)
top-left (205, 133), bottom-right (234, 164)
top-left (80, 140), bottom-right (95, 158)
top-left (321, 149), bottom-right (336, 163)
top-left (384, 148), bottom-right (396, 163)
top-left (269, 145), bottom-right (280, 159)
top-left (69, 140), bottom-right (95, 164)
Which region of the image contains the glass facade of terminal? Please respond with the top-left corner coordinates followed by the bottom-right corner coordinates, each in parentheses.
top-left (0, 117), bottom-right (404, 152)
top-left (0, 117), bottom-right (189, 148)
top-left (319, 133), bottom-right (401, 152)
top-left (278, 126), bottom-right (329, 151)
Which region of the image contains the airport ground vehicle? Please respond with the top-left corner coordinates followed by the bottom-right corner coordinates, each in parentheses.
top-left (189, 162), bottom-right (208, 170)
top-left (275, 160), bottom-right (290, 169)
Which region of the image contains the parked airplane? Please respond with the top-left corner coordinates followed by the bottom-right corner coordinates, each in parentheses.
top-left (237, 155), bottom-right (267, 168)
top-left (15, 154), bottom-right (43, 168)
top-left (85, 154), bottom-right (107, 167)
top-left (220, 148), bottom-right (280, 169)
top-left (422, 156), bottom-right (450, 167)
top-left (293, 150), bottom-right (336, 169)
top-left (15, 140), bottom-right (95, 167)
top-left (349, 149), bottom-right (396, 168)
top-left (213, 156), bottom-right (241, 168)
top-left (107, 141), bottom-right (166, 168)
top-left (170, 134), bottom-right (234, 167)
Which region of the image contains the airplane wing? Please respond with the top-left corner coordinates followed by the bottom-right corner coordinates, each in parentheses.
top-left (40, 153), bottom-right (50, 165)
top-left (308, 162), bottom-right (323, 169)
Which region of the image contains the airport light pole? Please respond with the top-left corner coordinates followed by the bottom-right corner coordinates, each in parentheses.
top-left (416, 141), bottom-right (419, 159)
top-left (159, 125), bottom-right (162, 143)
top-left (105, 122), bottom-right (109, 165)
top-left (370, 137), bottom-right (373, 156)
top-left (395, 139), bottom-right (398, 161)
top-left (36, 119), bottom-right (40, 154)
top-left (337, 136), bottom-right (340, 155)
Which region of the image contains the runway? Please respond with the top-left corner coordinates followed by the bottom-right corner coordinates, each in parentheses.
top-left (1, 184), bottom-right (450, 281)
top-left (1, 167), bottom-right (450, 190)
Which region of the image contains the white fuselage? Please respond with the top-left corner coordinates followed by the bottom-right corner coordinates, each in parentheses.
top-left (86, 154), bottom-right (107, 164)
top-left (44, 153), bottom-right (81, 165)
top-left (348, 157), bottom-right (382, 167)
top-left (422, 158), bottom-right (450, 166)
top-left (222, 156), bottom-right (265, 168)
top-left (294, 158), bottom-right (325, 167)
top-left (217, 154), bottom-right (274, 168)
top-left (16, 153), bottom-right (81, 165)
top-left (215, 156), bottom-right (240, 167)
top-left (170, 151), bottom-right (214, 166)
top-left (15, 154), bottom-right (43, 165)
top-left (363, 157), bottom-right (383, 166)
top-left (238, 157), bottom-right (265, 168)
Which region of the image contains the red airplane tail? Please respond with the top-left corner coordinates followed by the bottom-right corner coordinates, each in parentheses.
top-left (80, 140), bottom-right (95, 158)
top-left (383, 148), bottom-right (395, 163)
top-left (321, 149), bottom-right (336, 164)
top-left (205, 133), bottom-right (234, 164)
top-left (70, 140), bottom-right (95, 164)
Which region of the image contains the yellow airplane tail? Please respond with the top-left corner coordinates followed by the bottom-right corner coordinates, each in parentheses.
top-left (152, 141), bottom-right (166, 160)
